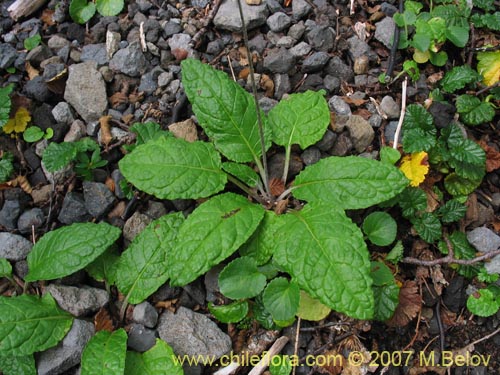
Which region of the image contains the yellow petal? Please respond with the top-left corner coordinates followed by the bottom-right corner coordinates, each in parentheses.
top-left (3, 118), bottom-right (16, 134)
top-left (13, 107), bottom-right (31, 133)
top-left (399, 151), bottom-right (429, 187)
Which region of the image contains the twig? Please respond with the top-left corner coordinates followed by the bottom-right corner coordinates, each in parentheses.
top-left (469, 325), bottom-right (500, 347)
top-left (139, 22), bottom-right (147, 52)
top-left (392, 77), bottom-right (408, 149)
top-left (300, 322), bottom-right (351, 331)
top-left (385, 0), bottom-right (403, 78)
top-left (189, 0), bottom-right (223, 48)
top-left (292, 318), bottom-right (301, 375)
top-left (349, 0), bottom-right (355, 15)
top-left (227, 54), bottom-right (237, 82)
top-left (475, 81), bottom-right (500, 96)
top-left (435, 301), bottom-right (445, 355)
top-left (467, 24), bottom-right (475, 66)
top-left (248, 336), bottom-right (290, 375)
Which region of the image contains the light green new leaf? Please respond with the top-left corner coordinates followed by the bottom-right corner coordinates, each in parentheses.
top-left (273, 203), bottom-right (374, 319)
top-left (120, 136), bottom-right (226, 199)
top-left (218, 257), bottom-right (267, 299)
top-left (0, 294), bottom-right (73, 356)
top-left (23, 34), bottom-right (41, 51)
top-left (380, 146), bottom-right (401, 165)
top-left (69, 0), bottom-right (96, 24)
top-left (169, 193), bottom-right (265, 286)
top-left (125, 339), bottom-right (183, 375)
top-left (208, 301), bottom-right (249, 323)
top-left (440, 66), bottom-right (481, 93)
top-left (0, 354), bottom-right (36, 375)
top-left (96, 0), bottom-right (124, 16)
top-left (26, 222), bottom-right (121, 281)
top-left (296, 290), bottom-right (331, 321)
top-left (467, 289), bottom-right (500, 317)
top-left (262, 277), bottom-right (300, 322)
top-left (23, 126), bottom-right (45, 143)
top-left (239, 210), bottom-right (280, 265)
top-left (0, 258), bottom-right (12, 278)
top-left (181, 58), bottom-right (271, 163)
top-left (222, 162), bottom-right (260, 188)
top-left (42, 142), bottom-right (78, 172)
top-left (268, 90), bottom-right (330, 149)
top-left (81, 329), bottom-right (127, 375)
top-left (293, 156), bottom-right (408, 209)
top-left (115, 213), bottom-right (184, 304)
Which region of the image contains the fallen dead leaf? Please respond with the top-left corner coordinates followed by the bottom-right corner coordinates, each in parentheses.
top-left (94, 307), bottom-right (115, 332)
top-left (99, 115), bottom-right (113, 147)
top-left (479, 140), bottom-right (500, 172)
top-left (110, 91), bottom-right (128, 108)
top-left (269, 178), bottom-right (285, 197)
top-left (260, 74), bottom-right (274, 97)
top-left (25, 61), bottom-right (39, 80)
top-left (341, 96), bottom-right (366, 106)
top-left (108, 201), bottom-right (126, 219)
top-left (168, 118), bottom-right (198, 142)
top-left (40, 9), bottom-right (55, 26)
top-left (315, 349), bottom-right (344, 375)
top-left (430, 265), bottom-right (448, 295)
top-left (387, 280), bottom-right (422, 327)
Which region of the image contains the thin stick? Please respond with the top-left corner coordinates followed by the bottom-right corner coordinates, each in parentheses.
top-left (190, 0), bottom-right (222, 48)
top-left (292, 318), bottom-right (301, 375)
top-left (392, 77), bottom-right (408, 149)
top-left (469, 325), bottom-right (500, 347)
top-left (248, 336), bottom-right (290, 375)
top-left (386, 0), bottom-right (403, 78)
top-left (227, 55), bottom-right (237, 82)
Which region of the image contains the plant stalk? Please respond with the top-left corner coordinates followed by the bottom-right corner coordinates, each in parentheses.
top-left (226, 174), bottom-right (266, 204)
top-left (282, 145), bottom-right (291, 184)
top-left (235, 0), bottom-right (270, 195)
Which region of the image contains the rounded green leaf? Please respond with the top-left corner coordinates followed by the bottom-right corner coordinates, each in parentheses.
top-left (81, 329), bottom-right (127, 375)
top-left (445, 26), bottom-right (469, 48)
top-left (208, 301), bottom-right (249, 323)
top-left (219, 257), bottom-right (267, 299)
top-left (362, 212), bottom-right (397, 246)
top-left (0, 258), bottom-right (12, 278)
top-left (125, 339), bottom-right (183, 375)
top-left (169, 193), bottom-right (265, 286)
top-left (42, 142), bottom-right (78, 172)
top-left (273, 203), bottom-right (374, 319)
top-left (373, 283), bottom-right (400, 321)
top-left (0, 294), bottom-right (73, 356)
top-left (370, 261), bottom-right (395, 287)
top-left (296, 291), bottom-right (331, 321)
top-left (23, 126), bottom-right (44, 143)
top-left (26, 222), bottom-right (121, 281)
top-left (380, 146), bottom-right (401, 165)
top-left (268, 90), bottom-right (330, 149)
top-left (115, 213), bottom-right (184, 304)
top-left (429, 51), bottom-right (448, 67)
top-left (444, 173), bottom-right (481, 196)
top-left (467, 289), bottom-right (500, 317)
top-left (69, 0), bottom-right (96, 24)
top-left (23, 34), bottom-right (41, 51)
top-left (293, 156), bottom-right (408, 209)
top-left (119, 136), bottom-right (227, 200)
top-left (96, 0), bottom-right (124, 16)
top-left (263, 277), bottom-right (300, 322)
top-left (0, 354), bottom-right (35, 375)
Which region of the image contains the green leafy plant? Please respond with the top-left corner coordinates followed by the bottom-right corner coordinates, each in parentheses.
top-left (0, 151), bottom-right (14, 183)
top-left (0, 84), bottom-right (14, 129)
top-left (23, 34), bottom-right (41, 51)
top-left (69, 0), bottom-right (124, 24)
top-left (23, 126), bottom-right (53, 143)
top-left (467, 285), bottom-right (500, 317)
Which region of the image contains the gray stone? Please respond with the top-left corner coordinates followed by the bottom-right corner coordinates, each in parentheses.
top-left (206, 40), bottom-right (224, 56)
top-left (106, 30), bottom-right (121, 59)
top-left (158, 71), bottom-right (174, 88)
top-left (204, 265), bottom-right (224, 303)
top-left (133, 302), bottom-right (158, 328)
top-left (325, 56), bottom-right (354, 82)
top-left (289, 41), bottom-right (311, 57)
top-left (214, 0), bottom-right (268, 32)
top-left (328, 96), bottom-right (351, 116)
top-left (111, 169), bottom-right (125, 199)
top-left (380, 95), bottom-right (400, 119)
top-left (266, 0), bottom-right (283, 13)
top-left (331, 132), bottom-right (353, 156)
top-left (268, 153), bottom-right (303, 180)
top-left (64, 61), bottom-right (108, 122)
top-left (109, 42), bottom-right (148, 77)
top-left (80, 43), bottom-right (109, 66)
top-left (276, 36), bottom-right (296, 48)
top-left (37, 319), bottom-right (94, 375)
top-left (26, 44), bottom-right (52, 67)
top-left (375, 17), bottom-right (396, 49)
top-left (347, 36), bottom-right (375, 60)
top-left (157, 307), bottom-right (232, 359)
top-left (346, 115), bottom-right (374, 152)
top-left (301, 147), bottom-right (321, 165)
top-left (163, 20), bottom-right (183, 37)
top-left (0, 200), bottom-right (21, 230)
top-left (123, 212), bottom-right (153, 242)
top-left (381, 2), bottom-right (398, 16)
top-left (324, 75), bottom-right (340, 93)
top-left (274, 73), bottom-right (291, 100)
top-left (82, 181), bottom-right (115, 218)
top-left (258, 96), bottom-right (278, 114)
top-left (263, 48), bottom-right (295, 74)
top-left (384, 121), bottom-right (400, 144)
top-left (369, 114), bottom-right (383, 128)
top-left (48, 35), bottom-right (71, 51)
top-left (24, 76), bottom-right (50, 102)
top-left (467, 227), bottom-right (500, 253)
top-left (17, 208), bottom-right (44, 234)
top-left (41, 160), bottom-right (73, 185)
top-left (58, 192), bottom-right (91, 224)
top-left (52, 102), bottom-right (75, 125)
top-left (45, 284), bottom-right (109, 316)
top-left (139, 66), bottom-right (165, 94)
top-left (168, 33), bottom-right (196, 59)
top-left (292, 0), bottom-right (312, 20)
top-left (267, 12), bottom-right (292, 32)
top-left (128, 323), bottom-right (157, 352)
top-left (302, 51), bottom-right (330, 73)
top-left (97, 127), bottom-right (129, 145)
top-left (0, 233), bottom-right (32, 261)
top-left (288, 22), bottom-right (306, 40)
top-left (443, 277), bottom-right (466, 313)
top-left (306, 25), bottom-right (335, 51)
top-left (64, 120), bottom-right (86, 142)
top-left (315, 129), bottom-right (337, 152)
top-left (0, 43), bottom-right (17, 69)
top-left (491, 193), bottom-right (500, 210)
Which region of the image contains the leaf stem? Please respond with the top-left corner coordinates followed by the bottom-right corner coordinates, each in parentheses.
top-left (393, 77), bottom-right (408, 149)
top-left (282, 145), bottom-right (292, 184)
top-left (235, 0), bottom-right (269, 195)
top-left (276, 186), bottom-right (294, 202)
top-left (226, 174), bottom-right (266, 204)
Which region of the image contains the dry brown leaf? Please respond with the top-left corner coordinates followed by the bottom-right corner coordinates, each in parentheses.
top-left (274, 199), bottom-right (288, 215)
top-left (341, 96), bottom-right (366, 106)
top-left (421, 184), bottom-right (440, 212)
top-left (479, 140), bottom-right (500, 172)
top-left (1, 176), bottom-right (32, 194)
top-left (260, 74), bottom-right (274, 97)
top-left (430, 265), bottom-right (448, 295)
top-left (427, 71), bottom-right (444, 85)
top-left (155, 299), bottom-right (178, 312)
top-left (386, 280), bottom-right (422, 327)
top-left (168, 118), bottom-right (198, 142)
top-left (128, 90), bottom-right (144, 104)
top-left (239, 67), bottom-right (250, 80)
top-left (45, 68), bottom-right (68, 95)
top-left (41, 9), bottom-right (55, 26)
top-left (94, 306), bottom-right (115, 332)
top-left (108, 201), bottom-right (126, 219)
top-left (121, 113), bottom-right (135, 125)
top-left (315, 349), bottom-right (344, 375)
top-left (353, 108), bottom-right (371, 120)
top-left (269, 178), bottom-right (285, 197)
top-left (109, 91), bottom-right (128, 108)
top-left (25, 62), bottom-right (39, 80)
top-left (99, 115), bottom-right (113, 147)
top-left (492, 218), bottom-right (500, 232)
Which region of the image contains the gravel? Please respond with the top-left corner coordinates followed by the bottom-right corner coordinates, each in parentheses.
top-left (0, 232), bottom-right (33, 261)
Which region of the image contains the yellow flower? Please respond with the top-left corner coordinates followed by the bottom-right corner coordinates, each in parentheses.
top-left (3, 107), bottom-right (31, 134)
top-left (399, 151), bottom-right (429, 187)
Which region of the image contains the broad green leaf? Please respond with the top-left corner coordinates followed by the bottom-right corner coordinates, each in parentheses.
top-left (362, 212), bottom-right (397, 246)
top-left (239, 211), bottom-right (280, 265)
top-left (411, 213), bottom-right (441, 243)
top-left (445, 26), bottom-right (469, 47)
top-left (444, 173), bottom-right (481, 196)
top-left (296, 290), bottom-right (331, 321)
top-left (23, 34), bottom-right (41, 51)
top-left (398, 187), bottom-right (428, 218)
top-left (181, 58), bottom-right (270, 163)
top-left (262, 277), bottom-right (300, 322)
top-left (293, 156), bottom-right (408, 209)
top-left (26, 222), bottom-right (121, 281)
top-left (86, 246), bottom-right (120, 284)
top-left (130, 122), bottom-right (171, 147)
top-left (0, 158), bottom-right (13, 183)
top-left (471, 12), bottom-right (500, 31)
top-left (42, 142), bottom-right (77, 172)
top-left (125, 339), bottom-right (183, 375)
top-left (119, 136), bottom-right (227, 200)
top-left (440, 66), bottom-right (481, 93)
top-left (402, 104), bottom-right (436, 153)
top-left (477, 51), bottom-right (500, 86)
top-left (380, 146), bottom-right (401, 165)
top-left (268, 90), bottom-right (330, 149)
top-left (386, 241), bottom-right (404, 264)
top-left (208, 301), bottom-right (249, 323)
top-left (412, 33), bottom-right (430, 52)
top-left (429, 51), bottom-right (448, 67)
top-left (0, 294), bottom-right (73, 356)
top-left (81, 329), bottom-right (127, 375)
top-left (456, 94), bottom-right (495, 126)
top-left (403, 60), bottom-right (420, 81)
top-left (218, 257), bottom-right (267, 299)
top-left (373, 283), bottom-right (400, 321)
top-left (0, 354), bottom-right (35, 375)
top-left (0, 258), bottom-right (12, 278)
top-left (445, 130), bottom-right (485, 181)
top-left (269, 356), bottom-right (292, 375)
top-left (439, 231), bottom-right (480, 278)
top-left (222, 162), bottom-right (260, 188)
top-left (437, 199), bottom-right (467, 223)
top-left (115, 213), bottom-right (184, 304)
top-left (96, 0), bottom-right (124, 16)
top-left (467, 289), bottom-right (500, 317)
top-left (473, 0), bottom-right (495, 11)
top-left (273, 203), bottom-right (373, 319)
top-left (23, 126), bottom-right (44, 143)
top-left (405, 0), bottom-right (423, 13)
top-left (69, 0), bottom-right (96, 23)
top-left (370, 261), bottom-right (394, 286)
top-left (0, 84), bottom-right (14, 128)
top-left (169, 193), bottom-right (265, 286)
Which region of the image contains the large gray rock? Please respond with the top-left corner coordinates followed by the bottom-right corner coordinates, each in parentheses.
top-left (58, 192), bottom-right (91, 224)
top-left (292, 0), bottom-right (311, 20)
top-left (80, 43), bottom-right (109, 66)
top-left (266, 12), bottom-right (292, 32)
top-left (214, 0), bottom-right (268, 32)
top-left (375, 16), bottom-right (396, 49)
top-left (82, 181), bottom-right (115, 218)
top-left (380, 95), bottom-right (400, 119)
top-left (0, 43), bottom-right (18, 69)
top-left (45, 284), bottom-right (109, 316)
top-left (109, 42), bottom-right (148, 77)
top-left (157, 306), bottom-right (231, 359)
top-left (467, 227), bottom-right (500, 275)
top-left (0, 200), bottom-right (21, 230)
top-left (17, 208), bottom-right (44, 234)
top-left (64, 61), bottom-right (108, 122)
top-left (37, 319), bottom-right (94, 375)
top-left (0, 233), bottom-right (33, 260)
top-left (263, 48), bottom-right (295, 74)
top-left (133, 301), bottom-right (158, 328)
top-left (346, 115), bottom-right (374, 152)
top-left (306, 25), bottom-right (335, 52)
